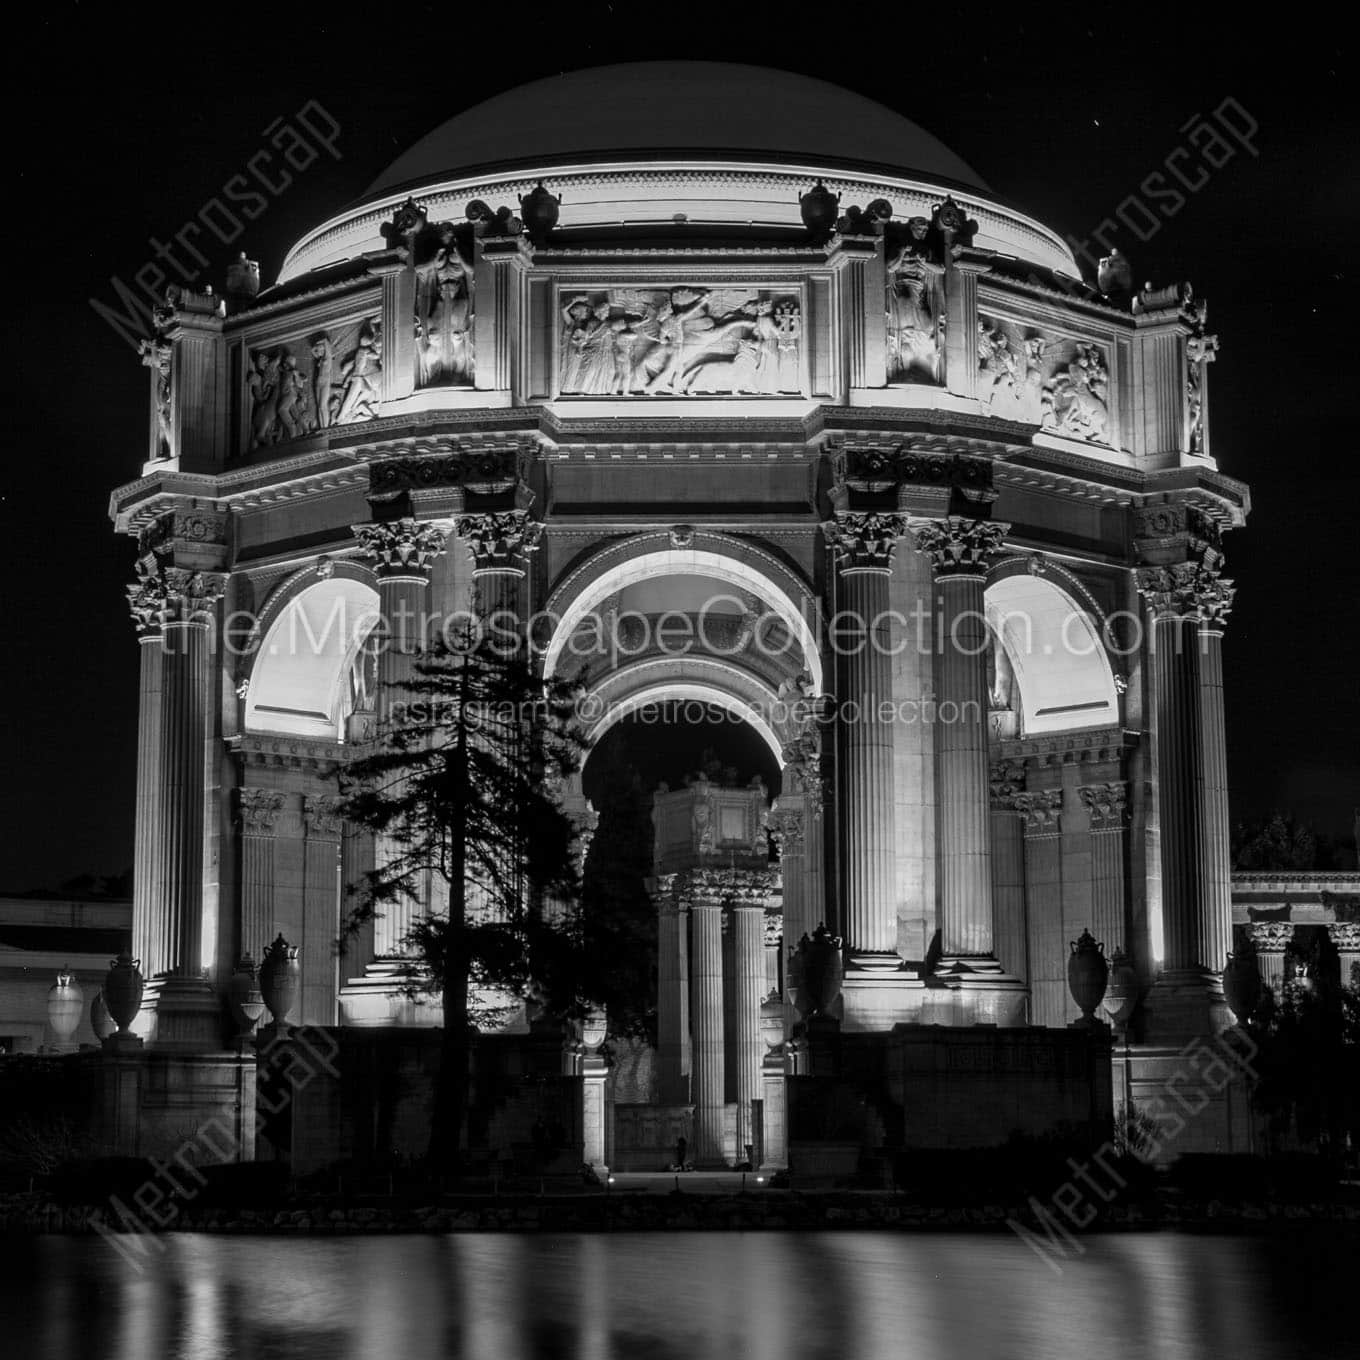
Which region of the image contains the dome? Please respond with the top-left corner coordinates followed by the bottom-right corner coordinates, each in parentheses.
top-left (361, 62), bottom-right (989, 202)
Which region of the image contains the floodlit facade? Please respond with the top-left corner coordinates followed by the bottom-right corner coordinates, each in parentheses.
top-left (109, 63), bottom-right (1258, 1164)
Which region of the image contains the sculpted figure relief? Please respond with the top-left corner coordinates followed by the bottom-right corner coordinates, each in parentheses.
top-left (977, 315), bottom-right (1111, 444)
top-left (558, 287), bottom-right (802, 397)
top-left (247, 317), bottom-right (382, 448)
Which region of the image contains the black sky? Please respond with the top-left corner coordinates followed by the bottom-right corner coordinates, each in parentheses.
top-left (6, 6), bottom-right (1357, 889)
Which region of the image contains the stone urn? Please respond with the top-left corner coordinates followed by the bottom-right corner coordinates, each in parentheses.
top-left (792, 924), bottom-right (843, 1019)
top-left (1102, 948), bottom-right (1139, 1029)
top-left (227, 954), bottom-right (267, 1037)
top-left (1067, 930), bottom-right (1110, 1025)
top-left (760, 996), bottom-right (786, 1051)
top-left (258, 935), bottom-right (300, 1029)
top-left (798, 180), bottom-right (840, 242)
top-left (89, 989), bottom-right (116, 1043)
top-left (580, 1009), bottom-right (608, 1052)
top-left (103, 951), bottom-right (144, 1034)
top-left (518, 181), bottom-right (560, 242)
top-left (1223, 945), bottom-right (1262, 1023)
top-left (47, 972), bottom-right (84, 1048)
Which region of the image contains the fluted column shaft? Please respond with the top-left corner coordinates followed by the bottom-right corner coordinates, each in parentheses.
top-left (132, 635), bottom-right (164, 972)
top-left (1197, 628), bottom-right (1232, 973)
top-left (655, 882), bottom-right (690, 1105)
top-left (689, 900), bottom-right (726, 1164)
top-left (352, 518), bottom-right (450, 959)
top-left (1138, 556), bottom-right (1235, 981)
top-left (732, 905), bottom-right (766, 1158)
top-left (1081, 782), bottom-right (1130, 957)
top-left (340, 819), bottom-right (375, 976)
top-left (826, 514), bottom-right (905, 959)
top-left (770, 799), bottom-right (807, 985)
top-left (237, 789), bottom-right (285, 961)
top-left (914, 518), bottom-right (1009, 959)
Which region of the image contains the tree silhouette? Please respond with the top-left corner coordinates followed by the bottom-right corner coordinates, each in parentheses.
top-left (338, 627), bottom-right (598, 1175)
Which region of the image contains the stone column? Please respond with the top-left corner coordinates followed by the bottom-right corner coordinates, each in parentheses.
top-left (730, 879), bottom-right (769, 1162)
top-left (687, 871), bottom-right (727, 1165)
top-left (1137, 558), bottom-right (1236, 1034)
top-left (458, 511), bottom-right (542, 926)
top-left (784, 738), bottom-right (826, 945)
top-left (989, 761), bottom-right (1027, 981)
top-left (913, 516), bottom-right (1008, 962)
top-left (1331, 923), bottom-right (1360, 991)
top-left (1081, 782), bottom-right (1131, 957)
top-left (651, 874), bottom-right (690, 1105)
top-left (236, 788), bottom-right (285, 960)
top-left (1016, 790), bottom-right (1064, 1026)
top-left (824, 512), bottom-right (906, 964)
top-left (302, 795), bottom-right (343, 1025)
top-left (1249, 923), bottom-right (1293, 994)
top-left (127, 563), bottom-right (226, 1046)
top-left (350, 518), bottom-right (449, 958)
top-left (769, 796), bottom-right (806, 984)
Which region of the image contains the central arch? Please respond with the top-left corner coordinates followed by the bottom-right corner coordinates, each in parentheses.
top-left (542, 539), bottom-right (823, 693)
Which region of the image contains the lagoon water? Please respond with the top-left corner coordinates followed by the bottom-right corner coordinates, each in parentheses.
top-left (7, 1229), bottom-right (1351, 1359)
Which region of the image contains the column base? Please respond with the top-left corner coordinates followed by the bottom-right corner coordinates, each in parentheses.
top-left (1143, 967), bottom-right (1233, 1044)
top-left (147, 974), bottom-right (223, 1050)
top-left (840, 971), bottom-right (926, 1030)
top-left (338, 958), bottom-right (440, 1027)
top-left (846, 950), bottom-right (915, 973)
top-left (927, 958), bottom-right (1028, 1027)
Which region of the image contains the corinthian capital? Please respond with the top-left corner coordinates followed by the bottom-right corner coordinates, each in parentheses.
top-left (911, 515), bottom-right (1009, 576)
top-left (1135, 560), bottom-right (1235, 627)
top-left (1079, 781), bottom-right (1128, 831)
top-left (824, 512), bottom-right (907, 573)
top-left (303, 794), bottom-right (343, 840)
top-left (351, 518), bottom-right (450, 579)
top-left (1013, 788), bottom-right (1063, 834)
top-left (457, 511), bottom-right (543, 576)
top-left (127, 561), bottom-right (225, 633)
top-left (768, 805), bottom-right (806, 855)
top-left (237, 787), bottom-right (286, 835)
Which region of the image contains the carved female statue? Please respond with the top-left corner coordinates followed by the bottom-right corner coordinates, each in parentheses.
top-left (421, 228), bottom-right (475, 386)
top-left (575, 301), bottom-right (618, 395)
top-left (276, 354), bottom-right (308, 439)
top-left (310, 334), bottom-right (334, 429)
top-left (886, 221), bottom-right (941, 383)
top-left (560, 297), bottom-right (592, 393)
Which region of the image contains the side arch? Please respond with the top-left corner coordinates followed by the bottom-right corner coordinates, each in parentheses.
top-left (984, 565), bottom-right (1120, 736)
top-left (244, 565), bottom-right (382, 740)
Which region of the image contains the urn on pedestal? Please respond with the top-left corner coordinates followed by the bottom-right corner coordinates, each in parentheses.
top-left (90, 990), bottom-right (116, 1043)
top-left (1223, 943), bottom-right (1263, 1023)
top-left (227, 954), bottom-right (268, 1038)
top-left (258, 935), bottom-right (300, 1030)
top-left (103, 952), bottom-right (145, 1037)
top-left (1102, 948), bottom-right (1139, 1030)
top-left (518, 181), bottom-right (560, 242)
top-left (799, 180), bottom-right (840, 244)
top-left (47, 972), bottom-right (84, 1051)
top-left (1067, 929), bottom-right (1110, 1027)
top-left (790, 924), bottom-right (844, 1019)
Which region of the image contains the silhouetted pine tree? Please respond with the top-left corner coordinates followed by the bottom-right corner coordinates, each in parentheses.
top-left (338, 629), bottom-right (596, 1175)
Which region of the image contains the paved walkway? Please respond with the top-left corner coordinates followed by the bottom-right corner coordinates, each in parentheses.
top-left (605, 1171), bottom-right (775, 1195)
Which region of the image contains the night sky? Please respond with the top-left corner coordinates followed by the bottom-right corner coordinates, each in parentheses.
top-left (6, 9), bottom-right (1356, 890)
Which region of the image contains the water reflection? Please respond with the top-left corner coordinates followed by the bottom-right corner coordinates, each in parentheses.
top-left (9, 1228), bottom-right (1348, 1359)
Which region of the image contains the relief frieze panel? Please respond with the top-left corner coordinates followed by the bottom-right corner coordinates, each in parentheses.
top-left (557, 286), bottom-right (803, 397)
top-left (246, 316), bottom-right (382, 449)
top-left (976, 313), bottom-right (1112, 445)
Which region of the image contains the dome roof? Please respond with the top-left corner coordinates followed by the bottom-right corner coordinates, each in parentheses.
top-left (361, 62), bottom-right (989, 201)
